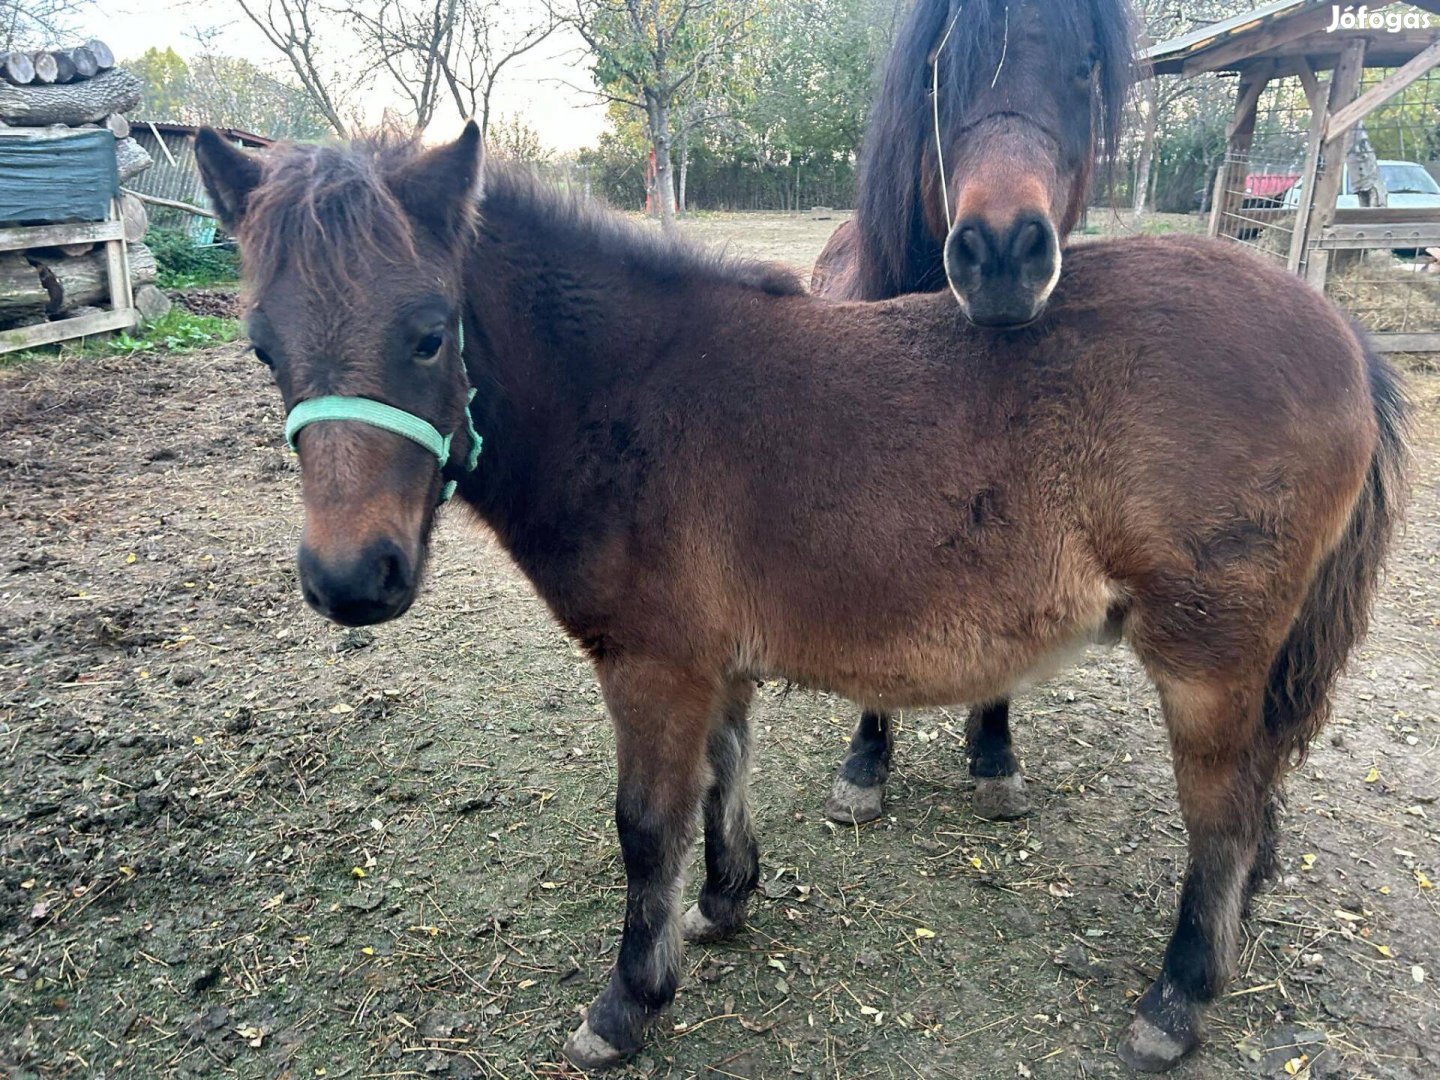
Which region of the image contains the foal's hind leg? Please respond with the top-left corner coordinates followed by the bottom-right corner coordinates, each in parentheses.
top-left (683, 679), bottom-right (760, 943)
top-left (968, 699), bottom-right (1030, 820)
top-left (564, 659), bottom-right (713, 1070)
top-left (825, 710), bottom-right (893, 824)
top-left (1119, 675), bottom-right (1283, 1072)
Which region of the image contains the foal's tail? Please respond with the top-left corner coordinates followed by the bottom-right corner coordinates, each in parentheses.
top-left (1264, 329), bottom-right (1410, 764)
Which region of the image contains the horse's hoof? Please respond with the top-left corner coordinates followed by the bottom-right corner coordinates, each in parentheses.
top-left (824, 778), bottom-right (884, 824)
top-left (973, 773), bottom-right (1030, 821)
top-left (1117, 1012), bottom-right (1198, 1072)
top-left (681, 902), bottom-right (741, 943)
top-left (563, 1019), bottom-right (629, 1071)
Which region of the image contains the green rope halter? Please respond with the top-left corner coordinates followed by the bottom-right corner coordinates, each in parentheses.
top-left (283, 321), bottom-right (481, 503)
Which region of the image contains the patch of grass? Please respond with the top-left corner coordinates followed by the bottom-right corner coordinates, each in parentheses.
top-left (106, 309), bottom-right (239, 354)
top-left (148, 227), bottom-right (241, 288)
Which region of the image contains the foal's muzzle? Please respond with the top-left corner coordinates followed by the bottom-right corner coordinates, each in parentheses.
top-left (943, 212), bottom-right (1061, 328)
top-left (298, 538), bottom-right (416, 626)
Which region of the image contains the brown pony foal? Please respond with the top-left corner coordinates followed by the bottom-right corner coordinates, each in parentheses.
top-left (196, 124), bottom-right (1406, 1073)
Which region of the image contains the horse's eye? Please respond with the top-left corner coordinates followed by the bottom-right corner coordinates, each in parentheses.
top-left (414, 332), bottom-right (444, 363)
top-left (253, 345), bottom-right (275, 369)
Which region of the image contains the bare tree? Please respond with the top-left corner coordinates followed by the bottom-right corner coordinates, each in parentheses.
top-left (232, 0), bottom-right (354, 136)
top-left (1, 0), bottom-right (92, 51)
top-left (349, 0), bottom-right (556, 135)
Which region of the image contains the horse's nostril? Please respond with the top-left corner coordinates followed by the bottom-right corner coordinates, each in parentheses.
top-left (376, 545), bottom-right (407, 595)
top-left (956, 227), bottom-right (986, 267)
top-left (1013, 221), bottom-right (1050, 263)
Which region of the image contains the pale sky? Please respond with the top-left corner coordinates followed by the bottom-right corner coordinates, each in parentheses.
top-left (85, 0), bottom-right (610, 151)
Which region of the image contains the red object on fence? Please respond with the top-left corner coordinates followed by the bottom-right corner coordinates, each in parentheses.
top-left (1245, 172), bottom-right (1300, 198)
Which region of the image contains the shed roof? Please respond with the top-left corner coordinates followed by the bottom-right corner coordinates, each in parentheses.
top-left (133, 122), bottom-right (274, 149)
top-left (1143, 0), bottom-right (1440, 76)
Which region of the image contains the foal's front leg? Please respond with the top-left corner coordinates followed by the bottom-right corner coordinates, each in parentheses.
top-left (564, 659), bottom-right (713, 1070)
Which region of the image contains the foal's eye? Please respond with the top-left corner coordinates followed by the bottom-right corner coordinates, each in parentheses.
top-left (414, 332), bottom-right (445, 363)
top-left (253, 345), bottom-right (275, 369)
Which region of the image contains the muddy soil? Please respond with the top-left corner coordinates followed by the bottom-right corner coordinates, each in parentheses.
top-left (1, 223), bottom-right (1437, 1079)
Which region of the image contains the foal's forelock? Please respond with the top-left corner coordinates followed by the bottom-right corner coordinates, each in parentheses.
top-left (237, 140), bottom-right (423, 300)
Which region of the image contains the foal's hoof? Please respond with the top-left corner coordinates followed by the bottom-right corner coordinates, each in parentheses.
top-left (973, 773), bottom-right (1030, 821)
top-left (681, 902), bottom-right (742, 943)
top-left (825, 778), bottom-right (884, 824)
top-left (563, 1019), bottom-right (629, 1071)
top-left (1117, 1012), bottom-right (1199, 1073)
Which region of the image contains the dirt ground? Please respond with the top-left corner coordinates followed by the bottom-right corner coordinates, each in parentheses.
top-left (1, 215), bottom-right (1438, 1080)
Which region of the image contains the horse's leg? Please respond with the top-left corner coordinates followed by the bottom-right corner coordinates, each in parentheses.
top-left (824, 710), bottom-right (893, 824)
top-left (683, 678), bottom-right (760, 943)
top-left (967, 699), bottom-right (1031, 820)
top-left (563, 659), bottom-right (713, 1070)
top-left (1119, 674), bottom-right (1282, 1072)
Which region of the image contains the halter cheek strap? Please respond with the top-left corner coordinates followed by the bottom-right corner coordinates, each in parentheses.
top-left (282, 321), bottom-right (481, 504)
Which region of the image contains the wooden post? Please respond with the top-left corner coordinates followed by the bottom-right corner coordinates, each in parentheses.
top-left (1288, 60), bottom-right (1330, 273)
top-left (1306, 39), bottom-right (1367, 290)
top-left (1210, 63), bottom-right (1270, 239)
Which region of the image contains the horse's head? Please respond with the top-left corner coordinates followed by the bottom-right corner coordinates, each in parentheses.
top-left (196, 124), bottom-right (483, 626)
top-left (927, 0), bottom-right (1133, 326)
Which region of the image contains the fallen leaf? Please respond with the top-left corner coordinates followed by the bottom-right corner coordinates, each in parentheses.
top-left (1284, 1055), bottom-right (1308, 1076)
top-left (914, 927), bottom-right (936, 939)
top-left (1364, 766), bottom-right (1380, 783)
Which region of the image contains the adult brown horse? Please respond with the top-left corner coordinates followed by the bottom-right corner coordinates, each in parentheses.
top-left (196, 124), bottom-right (1405, 1073)
top-left (814, 0), bottom-right (1135, 830)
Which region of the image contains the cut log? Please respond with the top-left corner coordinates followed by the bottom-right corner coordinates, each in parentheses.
top-left (115, 136), bottom-right (152, 182)
top-left (69, 47), bottom-right (99, 80)
top-left (51, 51), bottom-right (76, 84)
top-left (84, 40), bottom-right (114, 71)
top-left (32, 241), bottom-right (155, 314)
top-left (30, 51), bottom-right (59, 85)
top-left (0, 252), bottom-right (48, 324)
top-left (0, 68), bottom-right (142, 126)
top-left (119, 191), bottom-right (148, 242)
top-left (101, 112), bottom-right (128, 138)
top-left (134, 284), bottom-right (171, 324)
top-left (1, 52), bottom-right (35, 86)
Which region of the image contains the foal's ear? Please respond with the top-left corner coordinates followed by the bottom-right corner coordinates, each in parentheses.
top-left (389, 120), bottom-right (484, 240)
top-left (194, 128), bottom-right (264, 231)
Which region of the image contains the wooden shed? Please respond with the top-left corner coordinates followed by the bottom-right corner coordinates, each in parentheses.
top-left (1145, 0), bottom-right (1440, 352)
top-left (129, 123), bottom-right (273, 238)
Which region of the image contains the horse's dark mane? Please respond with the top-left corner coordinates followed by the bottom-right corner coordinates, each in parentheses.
top-left (853, 0), bottom-right (1134, 297)
top-left (478, 165), bottom-right (805, 298)
top-left (239, 135), bottom-right (803, 301)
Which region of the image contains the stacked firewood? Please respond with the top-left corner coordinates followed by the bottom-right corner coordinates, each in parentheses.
top-left (0, 41), bottom-right (171, 332)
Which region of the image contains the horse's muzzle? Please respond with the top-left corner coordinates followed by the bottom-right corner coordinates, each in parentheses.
top-left (298, 537), bottom-right (416, 626)
top-left (943, 212), bottom-right (1060, 328)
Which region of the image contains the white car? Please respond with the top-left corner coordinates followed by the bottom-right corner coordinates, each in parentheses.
top-left (1282, 159), bottom-right (1440, 209)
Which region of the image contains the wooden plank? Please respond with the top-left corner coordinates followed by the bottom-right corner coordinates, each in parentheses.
top-left (0, 307), bottom-right (136, 354)
top-left (1289, 63), bottom-right (1330, 272)
top-left (1334, 207), bottom-right (1440, 224)
top-left (1227, 63), bottom-right (1272, 138)
top-left (106, 198), bottom-right (132, 313)
top-left (0, 220), bottom-right (123, 252)
top-left (1212, 67), bottom-right (1271, 239)
top-left (1326, 39), bottom-right (1440, 140)
top-left (1307, 38), bottom-right (1368, 290)
top-left (121, 186), bottom-right (216, 219)
top-left (1369, 331), bottom-right (1440, 353)
top-left (1316, 223), bottom-right (1440, 247)
top-left (1178, 3), bottom-right (1384, 75)
top-left (1295, 60), bottom-right (1323, 112)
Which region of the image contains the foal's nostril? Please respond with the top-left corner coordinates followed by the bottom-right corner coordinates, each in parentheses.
top-left (297, 539), bottom-right (415, 626)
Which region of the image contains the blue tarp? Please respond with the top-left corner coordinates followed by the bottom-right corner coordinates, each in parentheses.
top-left (0, 129), bottom-right (118, 226)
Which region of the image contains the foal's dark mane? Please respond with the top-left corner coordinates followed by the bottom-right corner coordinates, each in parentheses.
top-left (854, 0), bottom-right (1133, 295)
top-left (238, 136), bottom-right (804, 301)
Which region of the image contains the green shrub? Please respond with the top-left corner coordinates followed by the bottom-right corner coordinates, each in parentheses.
top-left (147, 227), bottom-right (241, 288)
top-left (106, 310), bottom-right (239, 354)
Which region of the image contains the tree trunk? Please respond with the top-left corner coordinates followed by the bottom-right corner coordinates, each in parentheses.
top-left (0, 253), bottom-right (48, 324)
top-left (648, 96), bottom-right (677, 231)
top-left (1133, 87), bottom-right (1157, 218)
top-left (32, 242), bottom-right (156, 314)
top-left (677, 123), bottom-right (689, 218)
top-left (0, 68), bottom-right (142, 126)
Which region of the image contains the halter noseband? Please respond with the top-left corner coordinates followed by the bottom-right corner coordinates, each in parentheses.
top-left (282, 321), bottom-right (482, 504)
